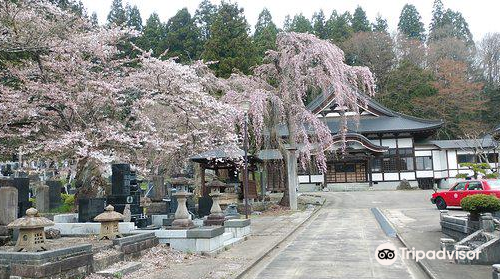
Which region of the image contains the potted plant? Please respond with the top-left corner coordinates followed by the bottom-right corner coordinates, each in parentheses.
top-left (461, 194), bottom-right (500, 222)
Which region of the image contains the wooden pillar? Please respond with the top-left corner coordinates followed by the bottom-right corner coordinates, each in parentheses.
top-left (367, 156), bottom-right (373, 187)
top-left (201, 165), bottom-right (207, 197)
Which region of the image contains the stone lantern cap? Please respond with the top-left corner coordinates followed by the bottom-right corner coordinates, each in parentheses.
top-left (208, 179), bottom-right (227, 189)
top-left (94, 205), bottom-right (124, 222)
top-left (8, 208), bottom-right (54, 229)
top-left (170, 177), bottom-right (194, 186)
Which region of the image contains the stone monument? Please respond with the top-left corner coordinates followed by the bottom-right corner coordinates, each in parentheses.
top-left (8, 208), bottom-right (54, 252)
top-left (204, 180), bottom-right (226, 226)
top-left (150, 175), bottom-right (166, 202)
top-left (94, 205), bottom-right (124, 240)
top-left (0, 187), bottom-right (18, 226)
top-left (46, 180), bottom-right (62, 209)
top-left (35, 185), bottom-right (50, 213)
top-left (170, 177), bottom-right (195, 229)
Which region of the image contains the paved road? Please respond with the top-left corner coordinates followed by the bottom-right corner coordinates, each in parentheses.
top-left (252, 191), bottom-right (432, 279)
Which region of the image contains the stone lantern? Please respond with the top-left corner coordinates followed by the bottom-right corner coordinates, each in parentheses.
top-left (94, 205), bottom-right (124, 240)
top-left (204, 180), bottom-right (227, 226)
top-left (8, 208), bottom-right (54, 252)
top-left (170, 177), bottom-right (195, 229)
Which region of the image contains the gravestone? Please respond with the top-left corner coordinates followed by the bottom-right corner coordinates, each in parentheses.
top-left (78, 198), bottom-right (106, 223)
top-left (150, 176), bottom-right (166, 202)
top-left (112, 164), bottom-right (131, 196)
top-left (108, 164), bottom-right (143, 226)
top-left (13, 178), bottom-right (30, 217)
top-left (0, 187), bottom-right (18, 225)
top-left (46, 180), bottom-right (62, 209)
top-left (36, 185), bottom-right (50, 213)
top-left (198, 197), bottom-right (213, 218)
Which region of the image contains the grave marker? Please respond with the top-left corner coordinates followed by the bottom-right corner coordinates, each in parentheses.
top-left (0, 187), bottom-right (18, 225)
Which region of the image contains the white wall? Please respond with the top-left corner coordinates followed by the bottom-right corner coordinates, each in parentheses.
top-left (397, 138), bottom-right (413, 148)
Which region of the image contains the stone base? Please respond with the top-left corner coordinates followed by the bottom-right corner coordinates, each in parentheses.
top-left (0, 244), bottom-right (93, 278)
top-left (204, 214), bottom-right (225, 226)
top-left (168, 219), bottom-right (195, 230)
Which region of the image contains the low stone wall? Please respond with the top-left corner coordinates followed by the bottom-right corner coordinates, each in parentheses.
top-left (439, 210), bottom-right (479, 240)
top-left (47, 222), bottom-right (135, 236)
top-left (113, 232), bottom-right (159, 259)
top-left (0, 244), bottom-right (93, 279)
top-left (0, 233), bottom-right (160, 278)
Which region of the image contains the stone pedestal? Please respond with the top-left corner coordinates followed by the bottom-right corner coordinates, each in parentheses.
top-left (204, 180), bottom-right (227, 226)
top-left (169, 177), bottom-right (195, 229)
top-left (480, 213), bottom-right (495, 232)
top-left (204, 190), bottom-right (225, 226)
top-left (171, 192), bottom-right (194, 229)
top-left (0, 187), bottom-right (18, 225)
top-left (36, 185), bottom-right (50, 213)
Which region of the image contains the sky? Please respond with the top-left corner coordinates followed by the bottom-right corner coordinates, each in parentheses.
top-left (80, 0), bottom-right (500, 41)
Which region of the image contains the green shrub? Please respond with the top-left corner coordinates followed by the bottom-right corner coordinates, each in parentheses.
top-left (461, 194), bottom-right (500, 214)
top-left (49, 194), bottom-right (75, 213)
top-left (486, 173), bottom-right (499, 179)
top-left (455, 173), bottom-right (468, 179)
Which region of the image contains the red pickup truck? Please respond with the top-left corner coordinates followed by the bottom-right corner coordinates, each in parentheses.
top-left (431, 179), bottom-right (500, 209)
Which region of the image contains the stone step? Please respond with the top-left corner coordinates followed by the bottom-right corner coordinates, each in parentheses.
top-left (96, 261), bottom-right (142, 278)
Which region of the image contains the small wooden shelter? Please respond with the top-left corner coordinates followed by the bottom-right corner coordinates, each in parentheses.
top-left (190, 147), bottom-right (262, 200)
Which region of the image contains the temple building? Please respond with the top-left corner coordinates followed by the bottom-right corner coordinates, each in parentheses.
top-left (296, 93), bottom-right (499, 191)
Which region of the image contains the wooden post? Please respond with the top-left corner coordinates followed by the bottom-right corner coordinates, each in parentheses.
top-left (200, 165), bottom-right (207, 197)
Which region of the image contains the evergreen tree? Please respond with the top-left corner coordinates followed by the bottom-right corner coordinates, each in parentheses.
top-left (165, 8), bottom-right (202, 63)
top-left (126, 4), bottom-right (142, 31)
top-left (107, 0), bottom-right (127, 26)
top-left (312, 10), bottom-right (327, 39)
top-left (194, 0), bottom-right (218, 42)
top-left (253, 8), bottom-right (278, 62)
top-left (202, 2), bottom-right (256, 78)
top-left (325, 11), bottom-right (353, 45)
top-left (397, 4), bottom-right (425, 41)
top-left (137, 13), bottom-right (168, 57)
top-left (377, 61), bottom-right (437, 118)
top-left (289, 14), bottom-right (313, 33)
top-left (283, 15), bottom-right (292, 32)
top-left (429, 0), bottom-right (444, 34)
top-left (428, 0), bottom-right (473, 45)
top-left (351, 6), bottom-right (371, 33)
top-left (90, 12), bottom-right (98, 26)
top-left (372, 15), bottom-right (388, 33)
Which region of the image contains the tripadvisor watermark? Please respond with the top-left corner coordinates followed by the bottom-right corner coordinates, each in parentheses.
top-left (375, 243), bottom-right (481, 266)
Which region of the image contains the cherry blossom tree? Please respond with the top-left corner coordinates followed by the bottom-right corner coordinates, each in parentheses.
top-left (222, 32), bottom-right (376, 205)
top-left (223, 32), bottom-right (376, 173)
top-left (0, 1), bottom-right (239, 197)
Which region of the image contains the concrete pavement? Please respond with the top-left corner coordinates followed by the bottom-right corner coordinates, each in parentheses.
top-left (249, 194), bottom-right (424, 279)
